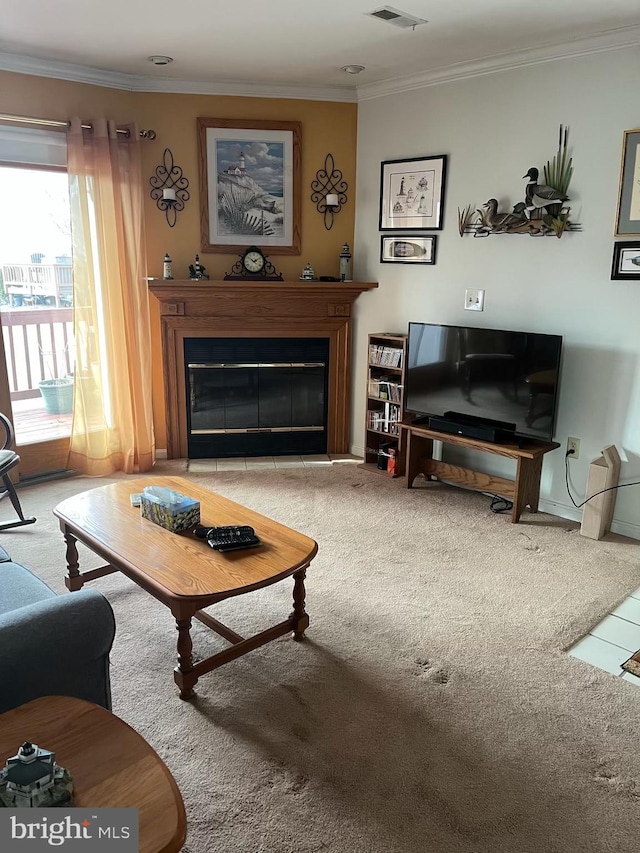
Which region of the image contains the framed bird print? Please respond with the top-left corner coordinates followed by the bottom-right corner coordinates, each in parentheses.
top-left (615, 129), bottom-right (640, 237)
top-left (379, 155), bottom-right (447, 231)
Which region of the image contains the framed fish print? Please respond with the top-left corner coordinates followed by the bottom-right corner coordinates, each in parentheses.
top-left (379, 155), bottom-right (447, 231)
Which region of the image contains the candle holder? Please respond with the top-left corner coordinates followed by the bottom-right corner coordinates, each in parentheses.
top-left (149, 148), bottom-right (190, 227)
top-left (310, 153), bottom-right (348, 231)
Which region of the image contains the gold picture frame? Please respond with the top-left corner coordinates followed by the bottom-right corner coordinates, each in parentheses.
top-left (615, 128), bottom-right (640, 238)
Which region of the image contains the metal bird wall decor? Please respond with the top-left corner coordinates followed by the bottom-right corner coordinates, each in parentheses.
top-left (458, 125), bottom-right (581, 238)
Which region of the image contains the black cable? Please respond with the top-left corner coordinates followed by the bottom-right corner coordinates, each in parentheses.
top-left (489, 494), bottom-right (513, 514)
top-left (564, 450), bottom-right (640, 509)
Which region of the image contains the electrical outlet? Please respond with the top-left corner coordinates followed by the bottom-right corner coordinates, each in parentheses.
top-left (566, 437), bottom-right (580, 459)
top-left (465, 288), bottom-right (485, 311)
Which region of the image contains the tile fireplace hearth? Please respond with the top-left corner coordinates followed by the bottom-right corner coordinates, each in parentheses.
top-left (148, 279), bottom-right (378, 458)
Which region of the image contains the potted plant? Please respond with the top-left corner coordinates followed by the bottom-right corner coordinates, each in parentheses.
top-left (38, 345), bottom-right (74, 415)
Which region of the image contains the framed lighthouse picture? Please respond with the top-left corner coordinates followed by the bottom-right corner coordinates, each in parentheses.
top-left (198, 118), bottom-right (302, 254)
top-left (379, 154), bottom-right (447, 231)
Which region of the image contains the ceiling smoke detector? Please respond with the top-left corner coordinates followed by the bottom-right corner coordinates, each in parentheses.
top-left (367, 6), bottom-right (428, 29)
top-left (147, 55), bottom-right (174, 66)
top-left (342, 65), bottom-right (366, 75)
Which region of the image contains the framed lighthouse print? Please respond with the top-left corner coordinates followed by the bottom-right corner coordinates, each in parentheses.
top-left (198, 118), bottom-right (302, 254)
top-left (379, 154), bottom-right (447, 231)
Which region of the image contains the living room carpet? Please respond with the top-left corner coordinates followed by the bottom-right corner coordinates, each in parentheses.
top-left (3, 461), bottom-right (640, 853)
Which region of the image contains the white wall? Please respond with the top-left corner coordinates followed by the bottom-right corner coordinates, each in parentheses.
top-left (352, 47), bottom-right (640, 539)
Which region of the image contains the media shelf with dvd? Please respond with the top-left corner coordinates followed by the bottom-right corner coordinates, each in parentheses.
top-left (361, 332), bottom-right (407, 477)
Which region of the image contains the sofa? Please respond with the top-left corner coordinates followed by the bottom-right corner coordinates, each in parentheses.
top-left (0, 545), bottom-right (115, 714)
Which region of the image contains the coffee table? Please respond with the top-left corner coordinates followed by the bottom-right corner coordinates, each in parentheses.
top-left (0, 696), bottom-right (186, 853)
top-left (54, 476), bottom-right (318, 699)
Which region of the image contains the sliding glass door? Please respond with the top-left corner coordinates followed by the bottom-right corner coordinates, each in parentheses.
top-left (0, 129), bottom-right (74, 476)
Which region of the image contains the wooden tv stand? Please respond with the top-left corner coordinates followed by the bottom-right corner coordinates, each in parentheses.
top-left (399, 421), bottom-right (560, 523)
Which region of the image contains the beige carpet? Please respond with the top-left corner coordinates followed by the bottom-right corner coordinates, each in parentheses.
top-left (3, 462), bottom-right (640, 853)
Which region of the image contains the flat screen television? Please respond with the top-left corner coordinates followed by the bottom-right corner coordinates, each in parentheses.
top-left (405, 322), bottom-right (563, 442)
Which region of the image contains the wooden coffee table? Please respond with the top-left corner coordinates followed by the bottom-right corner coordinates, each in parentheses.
top-left (0, 696), bottom-right (186, 853)
top-left (54, 476), bottom-right (318, 699)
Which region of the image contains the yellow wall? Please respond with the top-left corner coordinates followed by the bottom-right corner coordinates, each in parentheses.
top-left (0, 71), bottom-right (358, 448)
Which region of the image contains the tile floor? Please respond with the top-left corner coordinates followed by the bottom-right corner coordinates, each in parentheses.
top-left (186, 454), bottom-right (361, 473)
top-left (569, 587), bottom-right (640, 685)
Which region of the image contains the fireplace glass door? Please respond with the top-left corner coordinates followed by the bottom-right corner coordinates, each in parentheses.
top-left (185, 337), bottom-right (329, 458)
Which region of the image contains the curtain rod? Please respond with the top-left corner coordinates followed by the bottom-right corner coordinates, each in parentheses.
top-left (0, 113), bottom-right (156, 139)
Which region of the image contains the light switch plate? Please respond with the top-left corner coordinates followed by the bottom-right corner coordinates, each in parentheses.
top-left (465, 288), bottom-right (485, 311)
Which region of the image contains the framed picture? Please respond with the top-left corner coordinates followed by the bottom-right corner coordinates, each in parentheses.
top-left (380, 234), bottom-right (437, 264)
top-left (379, 155), bottom-right (447, 231)
top-left (615, 129), bottom-right (640, 237)
top-left (611, 241), bottom-right (640, 280)
top-left (197, 118), bottom-right (301, 254)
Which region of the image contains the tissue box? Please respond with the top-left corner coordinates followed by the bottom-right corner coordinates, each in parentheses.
top-left (140, 486), bottom-right (200, 533)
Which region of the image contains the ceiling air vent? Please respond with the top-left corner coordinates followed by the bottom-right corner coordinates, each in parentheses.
top-left (367, 6), bottom-right (428, 29)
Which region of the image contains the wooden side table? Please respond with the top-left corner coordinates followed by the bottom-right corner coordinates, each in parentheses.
top-left (0, 696), bottom-right (186, 853)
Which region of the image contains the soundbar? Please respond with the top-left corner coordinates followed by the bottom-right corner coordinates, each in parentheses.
top-left (427, 411), bottom-right (516, 444)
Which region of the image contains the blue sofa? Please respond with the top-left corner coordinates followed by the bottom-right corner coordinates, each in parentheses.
top-left (0, 546), bottom-right (115, 714)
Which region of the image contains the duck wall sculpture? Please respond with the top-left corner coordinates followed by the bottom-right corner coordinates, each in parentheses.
top-left (523, 167), bottom-right (569, 215)
top-left (458, 125), bottom-right (580, 238)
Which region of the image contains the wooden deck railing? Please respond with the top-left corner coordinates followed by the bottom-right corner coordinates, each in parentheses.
top-left (1, 263), bottom-right (73, 307)
top-left (1, 307), bottom-right (74, 401)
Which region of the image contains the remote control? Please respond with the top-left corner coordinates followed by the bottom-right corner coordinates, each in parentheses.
top-left (194, 525), bottom-right (255, 539)
top-left (194, 525), bottom-right (261, 551)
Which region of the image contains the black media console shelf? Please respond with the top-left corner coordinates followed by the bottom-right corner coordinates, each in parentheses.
top-left (398, 420), bottom-right (560, 523)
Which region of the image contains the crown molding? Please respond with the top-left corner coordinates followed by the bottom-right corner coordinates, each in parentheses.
top-left (2, 24), bottom-right (638, 105)
top-left (357, 25), bottom-right (640, 101)
top-left (0, 50), bottom-right (357, 102)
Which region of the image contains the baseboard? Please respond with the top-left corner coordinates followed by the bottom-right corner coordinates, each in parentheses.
top-left (17, 469), bottom-right (77, 488)
top-left (156, 448), bottom-right (168, 459)
top-left (539, 497), bottom-right (640, 540)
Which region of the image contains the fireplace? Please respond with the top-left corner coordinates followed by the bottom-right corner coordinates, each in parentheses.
top-left (185, 336), bottom-right (329, 457)
top-left (148, 279), bottom-right (377, 459)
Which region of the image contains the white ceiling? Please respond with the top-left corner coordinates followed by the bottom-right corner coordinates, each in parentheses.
top-left (2, 0), bottom-right (640, 99)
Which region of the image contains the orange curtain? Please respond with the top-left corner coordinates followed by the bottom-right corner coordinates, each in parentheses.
top-left (66, 117), bottom-right (155, 475)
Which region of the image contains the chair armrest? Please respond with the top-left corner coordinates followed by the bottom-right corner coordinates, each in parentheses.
top-left (0, 589), bottom-right (116, 714)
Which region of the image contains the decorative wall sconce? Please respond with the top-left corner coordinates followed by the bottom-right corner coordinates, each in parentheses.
top-left (149, 148), bottom-right (190, 227)
top-left (310, 153), bottom-right (348, 231)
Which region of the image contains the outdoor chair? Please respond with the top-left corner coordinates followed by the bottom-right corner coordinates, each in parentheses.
top-left (0, 412), bottom-right (36, 531)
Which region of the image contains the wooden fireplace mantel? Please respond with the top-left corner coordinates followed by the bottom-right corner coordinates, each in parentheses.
top-left (148, 279), bottom-right (378, 459)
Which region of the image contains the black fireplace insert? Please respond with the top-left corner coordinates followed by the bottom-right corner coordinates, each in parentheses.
top-left (185, 337), bottom-right (330, 458)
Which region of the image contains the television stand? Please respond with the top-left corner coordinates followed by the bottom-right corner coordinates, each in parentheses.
top-left (398, 421), bottom-right (560, 523)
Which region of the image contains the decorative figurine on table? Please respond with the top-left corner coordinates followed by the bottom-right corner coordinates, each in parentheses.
top-left (339, 243), bottom-right (352, 282)
top-left (188, 254), bottom-right (209, 280)
top-left (300, 263), bottom-right (315, 281)
top-left (0, 741), bottom-right (74, 807)
top-left (163, 253), bottom-right (173, 280)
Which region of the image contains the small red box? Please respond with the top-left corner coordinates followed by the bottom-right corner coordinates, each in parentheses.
top-left (387, 448), bottom-right (397, 476)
